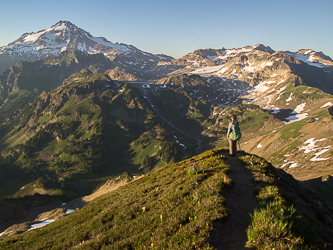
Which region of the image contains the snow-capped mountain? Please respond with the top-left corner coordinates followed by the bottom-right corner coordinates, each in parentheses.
top-left (286, 49), bottom-right (333, 68)
top-left (158, 45), bottom-right (275, 69)
top-left (153, 44), bottom-right (333, 128)
top-left (161, 44), bottom-right (333, 72)
top-left (0, 21), bottom-right (135, 58)
top-left (0, 21), bottom-right (173, 75)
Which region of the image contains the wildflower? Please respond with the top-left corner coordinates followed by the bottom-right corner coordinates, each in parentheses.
top-left (190, 163), bottom-right (195, 171)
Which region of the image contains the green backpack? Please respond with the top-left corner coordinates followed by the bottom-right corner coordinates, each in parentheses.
top-left (230, 122), bottom-right (242, 140)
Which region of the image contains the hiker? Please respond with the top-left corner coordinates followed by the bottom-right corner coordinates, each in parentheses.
top-left (227, 114), bottom-right (241, 156)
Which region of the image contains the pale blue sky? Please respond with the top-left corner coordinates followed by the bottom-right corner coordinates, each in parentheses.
top-left (1, 0), bottom-right (332, 59)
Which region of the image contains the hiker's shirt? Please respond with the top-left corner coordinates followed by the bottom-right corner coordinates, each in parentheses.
top-left (227, 121), bottom-right (240, 139)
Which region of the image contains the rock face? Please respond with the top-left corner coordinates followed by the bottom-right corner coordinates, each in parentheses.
top-left (105, 67), bottom-right (138, 81)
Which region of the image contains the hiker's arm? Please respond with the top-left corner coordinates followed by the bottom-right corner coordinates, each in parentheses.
top-left (227, 122), bottom-right (232, 138)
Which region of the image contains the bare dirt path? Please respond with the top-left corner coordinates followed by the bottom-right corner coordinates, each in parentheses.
top-left (209, 153), bottom-right (258, 250)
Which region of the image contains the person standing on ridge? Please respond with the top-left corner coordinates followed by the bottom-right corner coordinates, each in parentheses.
top-left (227, 114), bottom-right (242, 156)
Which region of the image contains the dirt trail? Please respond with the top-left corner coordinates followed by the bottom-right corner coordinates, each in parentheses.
top-left (209, 153), bottom-right (257, 250)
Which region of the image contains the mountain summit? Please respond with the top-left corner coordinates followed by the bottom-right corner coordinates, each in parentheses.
top-left (0, 21), bottom-right (137, 72)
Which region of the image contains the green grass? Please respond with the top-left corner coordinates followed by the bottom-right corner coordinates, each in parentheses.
top-left (0, 149), bottom-right (232, 249)
top-left (247, 200), bottom-right (300, 249)
top-left (239, 154), bottom-right (329, 249)
top-left (37, 114), bottom-right (54, 124)
top-left (279, 120), bottom-right (307, 139)
top-left (1, 150), bottom-right (331, 249)
top-left (153, 88), bottom-right (210, 135)
top-left (270, 140), bottom-right (302, 162)
top-left (165, 74), bottom-right (207, 86)
top-left (277, 80), bottom-right (329, 104)
top-left (131, 137), bottom-right (162, 170)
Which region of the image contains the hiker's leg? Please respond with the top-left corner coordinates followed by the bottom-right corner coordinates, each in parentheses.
top-left (232, 140), bottom-right (237, 156)
top-left (229, 138), bottom-right (233, 155)
top-left (229, 139), bottom-right (236, 156)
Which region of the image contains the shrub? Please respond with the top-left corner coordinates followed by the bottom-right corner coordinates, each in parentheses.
top-left (247, 200), bottom-right (300, 249)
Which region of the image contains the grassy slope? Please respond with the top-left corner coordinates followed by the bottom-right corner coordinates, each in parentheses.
top-left (0, 70), bottom-right (197, 199)
top-left (1, 149), bottom-right (333, 249)
top-left (205, 104), bottom-right (279, 150)
top-left (202, 81), bottom-right (333, 180)
top-left (242, 84), bottom-right (333, 181)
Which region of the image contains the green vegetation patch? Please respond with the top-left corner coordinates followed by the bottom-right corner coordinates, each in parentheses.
top-left (220, 104), bottom-right (273, 132)
top-left (239, 154), bottom-right (329, 249)
top-left (0, 149), bottom-right (232, 249)
top-left (165, 73), bottom-right (207, 86)
top-left (279, 120), bottom-right (307, 139)
top-left (37, 114), bottom-right (54, 124)
top-left (277, 79), bottom-right (328, 104)
top-left (270, 140), bottom-right (302, 164)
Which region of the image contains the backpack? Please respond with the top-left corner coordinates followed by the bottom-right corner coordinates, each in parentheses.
top-left (230, 122), bottom-right (242, 140)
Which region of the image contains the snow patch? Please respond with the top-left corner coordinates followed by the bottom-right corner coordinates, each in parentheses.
top-left (299, 138), bottom-right (331, 161)
top-left (253, 81), bottom-right (270, 93)
top-left (66, 209), bottom-right (75, 214)
top-left (293, 103), bottom-right (306, 113)
top-left (280, 161), bottom-right (298, 168)
top-left (287, 52), bottom-right (327, 68)
top-left (191, 65), bottom-right (223, 74)
top-left (0, 231), bottom-right (13, 237)
top-left (284, 103), bottom-right (308, 124)
top-left (321, 102), bottom-right (333, 108)
top-left (275, 86), bottom-right (287, 101)
top-left (29, 219), bottom-right (55, 231)
top-left (286, 93), bottom-right (293, 102)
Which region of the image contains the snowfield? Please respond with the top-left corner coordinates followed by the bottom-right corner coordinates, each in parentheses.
top-left (299, 138), bottom-right (331, 161)
top-left (286, 51), bottom-right (327, 68)
top-left (284, 103), bottom-right (308, 124)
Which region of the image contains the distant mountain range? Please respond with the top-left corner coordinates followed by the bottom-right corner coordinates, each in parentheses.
top-left (1, 21), bottom-right (332, 79)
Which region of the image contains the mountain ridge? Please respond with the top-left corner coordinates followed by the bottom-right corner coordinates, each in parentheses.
top-left (1, 21), bottom-right (333, 79)
top-left (1, 149), bottom-right (333, 248)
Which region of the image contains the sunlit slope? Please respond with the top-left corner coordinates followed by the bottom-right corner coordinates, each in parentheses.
top-left (1, 149), bottom-right (332, 249)
top-left (204, 82), bottom-right (333, 180)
